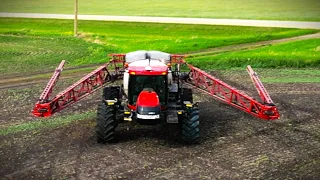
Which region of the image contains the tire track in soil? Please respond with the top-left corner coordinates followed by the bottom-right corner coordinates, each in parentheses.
top-left (1, 32), bottom-right (319, 90)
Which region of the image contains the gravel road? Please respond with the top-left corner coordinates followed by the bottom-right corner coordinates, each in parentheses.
top-left (1, 12), bottom-right (320, 29)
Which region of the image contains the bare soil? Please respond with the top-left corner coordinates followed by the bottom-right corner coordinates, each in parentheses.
top-left (0, 71), bottom-right (319, 180)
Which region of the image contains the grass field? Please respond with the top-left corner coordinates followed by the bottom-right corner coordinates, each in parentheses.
top-left (188, 38), bottom-right (320, 69)
top-left (0, 111), bottom-right (95, 135)
top-left (1, 0), bottom-right (319, 21)
top-left (1, 18), bottom-right (318, 74)
top-left (0, 34), bottom-right (112, 74)
top-left (1, 14), bottom-right (320, 180)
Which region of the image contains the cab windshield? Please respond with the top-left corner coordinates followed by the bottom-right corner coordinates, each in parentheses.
top-left (128, 75), bottom-right (167, 105)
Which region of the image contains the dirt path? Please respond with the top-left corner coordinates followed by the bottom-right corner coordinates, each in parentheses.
top-left (1, 13), bottom-right (320, 29)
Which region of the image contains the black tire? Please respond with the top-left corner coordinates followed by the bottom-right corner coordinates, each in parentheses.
top-left (96, 102), bottom-right (117, 143)
top-left (103, 86), bottom-right (120, 101)
top-left (182, 88), bottom-right (193, 103)
top-left (102, 86), bottom-right (123, 125)
top-left (181, 107), bottom-right (200, 144)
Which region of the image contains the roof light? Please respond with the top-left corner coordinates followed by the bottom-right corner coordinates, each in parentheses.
top-left (145, 66), bottom-right (152, 71)
top-left (124, 63), bottom-right (129, 68)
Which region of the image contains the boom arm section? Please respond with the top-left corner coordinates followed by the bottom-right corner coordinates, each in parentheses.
top-left (32, 55), bottom-right (125, 117)
top-left (171, 55), bottom-right (280, 120)
top-left (247, 65), bottom-right (274, 105)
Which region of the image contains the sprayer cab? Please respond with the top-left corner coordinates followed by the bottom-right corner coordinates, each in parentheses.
top-left (122, 51), bottom-right (173, 124)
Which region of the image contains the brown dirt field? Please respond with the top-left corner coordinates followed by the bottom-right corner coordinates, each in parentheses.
top-left (0, 71), bottom-right (319, 180)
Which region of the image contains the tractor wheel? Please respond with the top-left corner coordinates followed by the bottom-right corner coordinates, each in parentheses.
top-left (103, 86), bottom-right (120, 101)
top-left (182, 88), bottom-right (193, 103)
top-left (181, 107), bottom-right (200, 144)
top-left (103, 86), bottom-right (123, 125)
top-left (96, 102), bottom-right (117, 143)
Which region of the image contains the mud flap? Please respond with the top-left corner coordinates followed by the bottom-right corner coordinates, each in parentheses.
top-left (166, 110), bottom-right (179, 123)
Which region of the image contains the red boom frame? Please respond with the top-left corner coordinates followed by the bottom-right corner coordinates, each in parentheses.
top-left (33, 54), bottom-right (279, 120)
top-left (32, 55), bottom-right (125, 117)
top-left (171, 55), bottom-right (279, 120)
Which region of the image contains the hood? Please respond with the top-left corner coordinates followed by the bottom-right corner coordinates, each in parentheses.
top-left (136, 88), bottom-right (161, 115)
top-left (136, 88), bottom-right (160, 107)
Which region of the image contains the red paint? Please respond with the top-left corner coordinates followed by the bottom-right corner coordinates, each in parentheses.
top-left (136, 90), bottom-right (160, 107)
top-left (129, 70), bottom-right (166, 75)
top-left (32, 55), bottom-right (126, 117)
top-left (127, 104), bottom-right (136, 111)
top-left (32, 52), bottom-right (280, 120)
top-left (128, 59), bottom-right (168, 75)
top-left (129, 65), bottom-right (167, 73)
top-left (187, 64), bottom-right (280, 120)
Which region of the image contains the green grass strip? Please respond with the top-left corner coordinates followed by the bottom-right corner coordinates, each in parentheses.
top-left (262, 77), bottom-right (320, 83)
top-left (1, 18), bottom-right (318, 74)
top-left (188, 39), bottom-right (320, 69)
top-left (0, 111), bottom-right (95, 136)
top-left (1, 0), bottom-right (319, 21)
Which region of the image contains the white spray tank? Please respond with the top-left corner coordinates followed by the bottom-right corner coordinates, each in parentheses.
top-left (168, 70), bottom-right (173, 85)
top-left (123, 70), bottom-right (129, 95)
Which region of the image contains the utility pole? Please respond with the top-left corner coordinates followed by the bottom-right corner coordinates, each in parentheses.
top-left (74, 0), bottom-right (78, 37)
